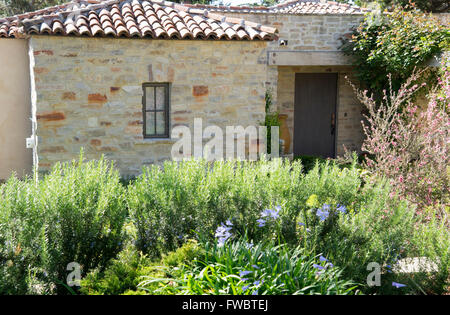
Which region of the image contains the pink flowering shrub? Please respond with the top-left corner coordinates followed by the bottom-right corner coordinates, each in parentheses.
top-left (350, 66), bottom-right (449, 215)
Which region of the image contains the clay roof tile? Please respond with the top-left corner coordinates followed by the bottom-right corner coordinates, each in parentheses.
top-left (0, 0), bottom-right (277, 40)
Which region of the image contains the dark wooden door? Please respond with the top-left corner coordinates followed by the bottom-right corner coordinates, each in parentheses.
top-left (294, 73), bottom-right (337, 158)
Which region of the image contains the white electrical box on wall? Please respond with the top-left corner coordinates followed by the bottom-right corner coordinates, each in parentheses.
top-left (26, 137), bottom-right (35, 149)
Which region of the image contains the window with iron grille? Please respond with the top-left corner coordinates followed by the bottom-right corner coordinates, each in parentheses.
top-left (142, 83), bottom-right (170, 138)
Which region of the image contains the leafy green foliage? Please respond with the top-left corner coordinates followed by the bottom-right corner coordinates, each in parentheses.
top-left (336, 0), bottom-right (449, 13)
top-left (80, 244), bottom-right (151, 295)
top-left (297, 164), bottom-right (448, 294)
top-left (80, 240), bottom-right (203, 295)
top-left (161, 240), bottom-right (204, 267)
top-left (139, 238), bottom-right (359, 295)
top-left (262, 89), bottom-right (280, 154)
top-left (127, 158), bottom-right (370, 259)
top-left (379, 0), bottom-right (450, 13)
top-left (0, 156), bottom-right (127, 294)
top-left (1, 155), bottom-right (448, 295)
top-left (293, 155), bottom-right (328, 173)
top-left (0, 0), bottom-right (65, 17)
top-left (342, 5), bottom-right (449, 96)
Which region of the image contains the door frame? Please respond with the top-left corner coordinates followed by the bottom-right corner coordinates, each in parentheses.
top-left (293, 72), bottom-right (339, 158)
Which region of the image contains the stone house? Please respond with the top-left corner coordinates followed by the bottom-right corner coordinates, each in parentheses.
top-left (0, 0), bottom-right (370, 178)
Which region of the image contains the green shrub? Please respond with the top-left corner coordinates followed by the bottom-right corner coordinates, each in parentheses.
top-left (293, 155), bottom-right (327, 172)
top-left (1, 155), bottom-right (448, 295)
top-left (342, 5), bottom-right (448, 96)
top-left (406, 212), bottom-right (450, 294)
top-left (80, 244), bottom-right (150, 295)
top-left (304, 180), bottom-right (416, 291)
top-left (127, 158), bottom-right (367, 258)
top-left (296, 177), bottom-right (449, 294)
top-left (80, 240), bottom-right (204, 295)
top-left (0, 156), bottom-right (127, 294)
top-left (161, 240), bottom-right (204, 267)
top-left (262, 89), bottom-right (280, 154)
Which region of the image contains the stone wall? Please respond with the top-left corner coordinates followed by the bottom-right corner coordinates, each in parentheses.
top-left (221, 13), bottom-right (363, 52)
top-left (30, 12), bottom-right (368, 175)
top-left (222, 13), bottom-right (365, 155)
top-left (30, 36), bottom-right (268, 176)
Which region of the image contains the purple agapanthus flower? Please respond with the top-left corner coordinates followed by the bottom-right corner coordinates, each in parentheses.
top-left (386, 265), bottom-right (393, 273)
top-left (337, 204), bottom-right (347, 214)
top-left (313, 264), bottom-right (325, 270)
top-left (242, 285), bottom-right (250, 292)
top-left (316, 207), bottom-right (329, 221)
top-left (217, 236), bottom-right (230, 247)
top-left (215, 224), bottom-right (231, 237)
top-left (260, 206), bottom-right (281, 220)
top-left (240, 270), bottom-right (253, 277)
top-left (318, 256), bottom-right (335, 269)
top-left (257, 219), bottom-right (266, 227)
top-left (261, 209), bottom-right (279, 220)
top-left (270, 211), bottom-right (280, 220)
top-left (215, 221), bottom-right (233, 247)
top-left (392, 282), bottom-right (407, 288)
top-left (261, 209), bottom-right (272, 218)
top-left (275, 206), bottom-right (281, 213)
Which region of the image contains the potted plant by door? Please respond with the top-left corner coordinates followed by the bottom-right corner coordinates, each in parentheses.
top-left (278, 114), bottom-right (290, 155)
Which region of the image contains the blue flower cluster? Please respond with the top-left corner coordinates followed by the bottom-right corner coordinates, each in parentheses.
top-left (316, 204), bottom-right (347, 222)
top-left (336, 204), bottom-right (347, 214)
top-left (316, 204), bottom-right (331, 221)
top-left (392, 282), bottom-right (406, 288)
top-left (239, 268), bottom-right (264, 295)
top-left (313, 255), bottom-right (335, 275)
top-left (257, 206), bottom-right (281, 227)
top-left (215, 220), bottom-right (233, 247)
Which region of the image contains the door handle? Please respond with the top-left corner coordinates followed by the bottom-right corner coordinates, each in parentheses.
top-left (331, 113), bottom-right (335, 135)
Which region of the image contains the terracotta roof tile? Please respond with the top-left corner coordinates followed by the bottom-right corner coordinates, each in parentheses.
top-left (0, 0), bottom-right (277, 40)
top-left (273, 0), bottom-right (368, 14)
top-left (186, 0), bottom-right (369, 15)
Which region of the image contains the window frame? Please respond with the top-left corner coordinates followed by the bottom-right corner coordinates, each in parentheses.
top-left (142, 82), bottom-right (170, 139)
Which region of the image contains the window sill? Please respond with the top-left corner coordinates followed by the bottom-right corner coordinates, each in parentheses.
top-left (135, 138), bottom-right (177, 145)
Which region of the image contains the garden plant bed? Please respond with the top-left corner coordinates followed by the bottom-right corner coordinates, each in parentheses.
top-left (0, 157), bottom-right (448, 295)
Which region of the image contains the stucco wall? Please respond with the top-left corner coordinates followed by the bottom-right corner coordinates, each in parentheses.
top-left (30, 36), bottom-right (268, 176)
top-left (0, 39), bottom-right (32, 180)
